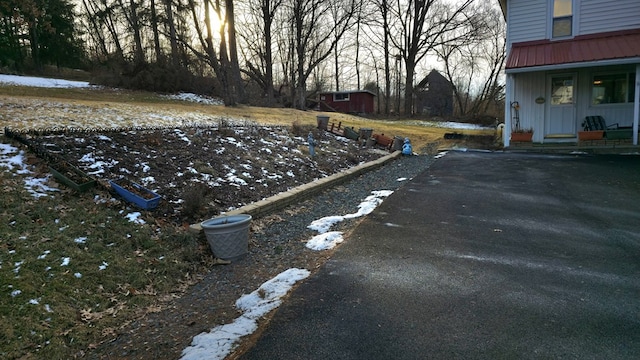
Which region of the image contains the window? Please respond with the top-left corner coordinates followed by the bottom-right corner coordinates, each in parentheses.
top-left (552, 0), bottom-right (572, 38)
top-left (551, 76), bottom-right (573, 105)
top-left (333, 93), bottom-right (350, 101)
top-left (592, 73), bottom-right (636, 105)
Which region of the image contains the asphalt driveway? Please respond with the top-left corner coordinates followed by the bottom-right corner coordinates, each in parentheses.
top-left (241, 151), bottom-right (640, 360)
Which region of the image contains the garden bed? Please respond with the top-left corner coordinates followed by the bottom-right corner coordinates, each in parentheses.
top-left (14, 125), bottom-right (384, 225)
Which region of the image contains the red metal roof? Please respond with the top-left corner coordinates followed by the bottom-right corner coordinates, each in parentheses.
top-left (506, 29), bottom-right (640, 70)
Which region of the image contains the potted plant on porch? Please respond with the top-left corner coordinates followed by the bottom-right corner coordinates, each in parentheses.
top-left (511, 127), bottom-right (534, 142)
top-left (578, 130), bottom-right (604, 140)
top-left (510, 102), bottom-right (533, 142)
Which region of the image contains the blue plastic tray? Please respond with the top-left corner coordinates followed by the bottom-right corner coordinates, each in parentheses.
top-left (109, 179), bottom-right (161, 210)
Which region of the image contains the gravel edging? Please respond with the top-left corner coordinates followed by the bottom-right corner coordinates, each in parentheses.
top-left (189, 150), bottom-right (403, 233)
top-left (252, 153), bottom-right (434, 243)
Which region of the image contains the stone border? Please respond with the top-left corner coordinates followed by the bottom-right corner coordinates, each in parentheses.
top-left (189, 151), bottom-right (402, 233)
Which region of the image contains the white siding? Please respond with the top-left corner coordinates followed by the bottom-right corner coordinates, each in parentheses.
top-left (507, 0), bottom-right (548, 45)
top-left (511, 72), bottom-right (546, 142)
top-left (507, 0), bottom-right (640, 45)
top-left (512, 67), bottom-right (635, 142)
top-left (579, 0), bottom-right (640, 35)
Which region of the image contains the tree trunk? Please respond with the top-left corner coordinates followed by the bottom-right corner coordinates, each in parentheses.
top-left (355, 13), bottom-right (361, 90)
top-left (130, 0), bottom-right (144, 65)
top-left (82, 0), bottom-right (109, 60)
top-left (100, 0), bottom-right (124, 63)
top-left (261, 0), bottom-right (275, 106)
top-left (150, 0), bottom-right (163, 64)
top-left (116, 0), bottom-right (144, 66)
top-left (382, 0), bottom-right (390, 115)
top-left (164, 0), bottom-right (180, 68)
top-left (208, 0), bottom-right (235, 105)
top-left (294, 2), bottom-right (305, 110)
top-left (296, 51), bottom-right (305, 110)
top-left (225, 0), bottom-right (246, 104)
top-left (404, 56), bottom-right (415, 115)
top-left (28, 20), bottom-right (41, 71)
top-left (334, 46), bottom-right (340, 91)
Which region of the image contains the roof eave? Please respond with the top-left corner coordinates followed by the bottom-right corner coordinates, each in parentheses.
top-left (498, 0), bottom-right (506, 20)
top-left (505, 57), bottom-right (640, 74)
top-left (321, 90), bottom-right (377, 96)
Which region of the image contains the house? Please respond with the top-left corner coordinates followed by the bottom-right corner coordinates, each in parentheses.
top-left (414, 70), bottom-right (454, 117)
top-left (498, 0), bottom-right (640, 147)
top-left (318, 90), bottom-right (375, 115)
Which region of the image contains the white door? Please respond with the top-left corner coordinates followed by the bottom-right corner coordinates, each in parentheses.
top-left (546, 75), bottom-right (576, 136)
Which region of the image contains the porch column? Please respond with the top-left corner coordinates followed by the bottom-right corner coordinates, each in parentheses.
top-left (504, 73), bottom-right (514, 147)
top-left (634, 65), bottom-right (639, 146)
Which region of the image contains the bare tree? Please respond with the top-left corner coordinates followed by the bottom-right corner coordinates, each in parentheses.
top-left (163, 0), bottom-right (182, 67)
top-left (363, 0), bottom-right (392, 115)
top-left (83, 0), bottom-right (126, 62)
top-left (330, 0), bottom-right (367, 92)
top-left (144, 0), bottom-right (178, 67)
top-left (150, 0), bottom-right (163, 63)
top-left (237, 0), bottom-right (283, 106)
top-left (435, 2), bottom-right (505, 117)
top-left (475, 5), bottom-right (506, 116)
top-left (114, 0), bottom-right (145, 65)
top-left (389, 0), bottom-right (474, 115)
top-left (184, 0), bottom-right (243, 105)
top-left (287, 0), bottom-right (358, 110)
top-left (225, 0), bottom-right (246, 103)
top-left (81, 0), bottom-right (110, 60)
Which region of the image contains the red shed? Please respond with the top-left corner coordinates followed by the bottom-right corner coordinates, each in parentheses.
top-left (318, 90), bottom-right (375, 115)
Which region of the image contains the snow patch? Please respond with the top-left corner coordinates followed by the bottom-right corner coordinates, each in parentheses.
top-left (182, 268), bottom-right (310, 360)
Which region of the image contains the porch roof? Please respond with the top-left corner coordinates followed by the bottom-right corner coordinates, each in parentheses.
top-left (506, 29), bottom-right (640, 72)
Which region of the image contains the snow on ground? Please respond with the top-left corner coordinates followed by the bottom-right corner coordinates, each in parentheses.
top-left (0, 74), bottom-right (222, 105)
top-left (181, 268), bottom-right (311, 360)
top-left (0, 74), bottom-right (235, 131)
top-left (395, 119), bottom-right (494, 130)
top-left (162, 93), bottom-right (224, 106)
top-left (0, 142), bottom-right (58, 197)
top-left (0, 97), bottom-right (244, 131)
top-left (434, 151), bottom-right (448, 159)
top-left (305, 190), bottom-right (394, 250)
top-left (0, 74), bottom-right (93, 88)
top-left (0, 141), bottom-right (151, 225)
top-left (124, 212), bottom-right (146, 225)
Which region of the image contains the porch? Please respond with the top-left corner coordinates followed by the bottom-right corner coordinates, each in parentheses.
top-left (503, 29), bottom-right (640, 149)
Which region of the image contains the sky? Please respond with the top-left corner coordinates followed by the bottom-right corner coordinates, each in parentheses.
top-left (0, 74), bottom-right (457, 359)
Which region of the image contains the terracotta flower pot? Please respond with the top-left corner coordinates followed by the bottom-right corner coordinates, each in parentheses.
top-left (578, 130), bottom-right (604, 140)
top-left (510, 132), bottom-right (533, 142)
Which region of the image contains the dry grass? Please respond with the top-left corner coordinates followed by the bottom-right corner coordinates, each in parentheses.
top-left (0, 86), bottom-right (497, 153)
